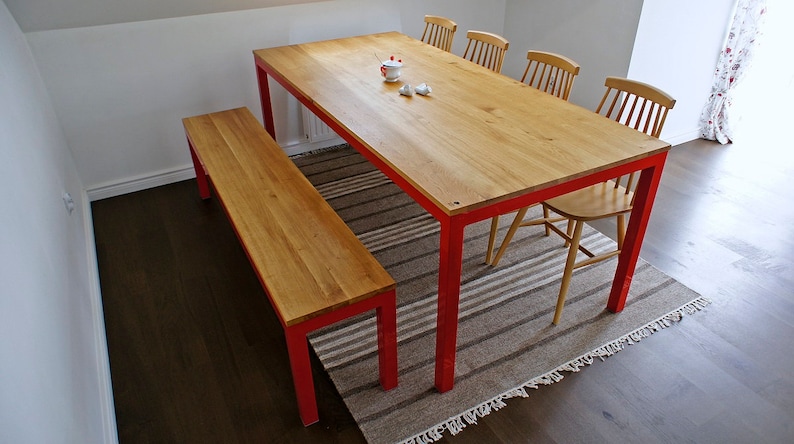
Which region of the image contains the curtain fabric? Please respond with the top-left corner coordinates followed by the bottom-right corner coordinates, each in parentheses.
top-left (700, 0), bottom-right (768, 144)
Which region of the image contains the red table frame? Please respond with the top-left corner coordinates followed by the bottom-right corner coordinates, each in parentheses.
top-left (254, 55), bottom-right (667, 394)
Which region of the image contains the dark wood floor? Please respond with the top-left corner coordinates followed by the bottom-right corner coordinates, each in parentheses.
top-left (93, 125), bottom-right (794, 442)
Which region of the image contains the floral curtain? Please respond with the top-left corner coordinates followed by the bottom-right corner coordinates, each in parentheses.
top-left (700, 0), bottom-right (768, 144)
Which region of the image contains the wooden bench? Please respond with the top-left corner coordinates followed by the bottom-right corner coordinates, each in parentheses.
top-left (182, 107), bottom-right (397, 426)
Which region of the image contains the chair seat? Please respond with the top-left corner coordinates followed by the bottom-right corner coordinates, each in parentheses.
top-left (545, 180), bottom-right (633, 220)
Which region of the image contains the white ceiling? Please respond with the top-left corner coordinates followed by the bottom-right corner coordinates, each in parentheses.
top-left (5, 0), bottom-right (328, 32)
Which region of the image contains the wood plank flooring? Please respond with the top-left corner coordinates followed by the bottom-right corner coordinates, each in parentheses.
top-left (92, 130), bottom-right (794, 443)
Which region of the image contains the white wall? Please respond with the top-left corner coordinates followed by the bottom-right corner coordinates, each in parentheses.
top-left (24, 0), bottom-right (504, 200)
top-left (5, 0), bottom-right (326, 31)
top-left (0, 2), bottom-right (114, 443)
top-left (398, 0), bottom-right (507, 57)
top-left (25, 1), bottom-right (400, 199)
top-left (629, 0), bottom-right (735, 145)
top-left (503, 0), bottom-right (644, 112)
top-left (20, 0), bottom-right (734, 199)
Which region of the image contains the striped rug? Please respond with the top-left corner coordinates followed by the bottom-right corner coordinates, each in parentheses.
top-left (292, 145), bottom-right (709, 444)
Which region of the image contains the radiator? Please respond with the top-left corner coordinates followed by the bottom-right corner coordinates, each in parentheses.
top-left (301, 105), bottom-right (337, 143)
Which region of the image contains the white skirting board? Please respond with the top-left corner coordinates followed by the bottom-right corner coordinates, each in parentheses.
top-left (85, 137), bottom-right (344, 201)
top-left (86, 166), bottom-right (198, 202)
top-left (664, 128), bottom-right (701, 147)
top-left (81, 189), bottom-right (120, 444)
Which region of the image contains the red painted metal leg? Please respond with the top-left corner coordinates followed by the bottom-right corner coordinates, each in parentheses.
top-left (256, 64), bottom-right (276, 138)
top-left (277, 291), bottom-right (397, 426)
top-left (188, 141), bottom-right (210, 200)
top-left (434, 217), bottom-right (466, 393)
top-left (607, 152), bottom-right (667, 312)
top-left (284, 326), bottom-right (319, 426)
top-left (376, 289), bottom-right (398, 390)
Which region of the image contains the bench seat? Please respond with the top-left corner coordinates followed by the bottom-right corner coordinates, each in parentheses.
top-left (182, 107), bottom-right (397, 426)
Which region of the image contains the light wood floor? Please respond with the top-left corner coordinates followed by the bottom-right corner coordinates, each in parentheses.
top-left (93, 125), bottom-right (794, 442)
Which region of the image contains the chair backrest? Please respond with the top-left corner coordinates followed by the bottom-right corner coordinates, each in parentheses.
top-left (462, 30), bottom-right (509, 73)
top-left (521, 50), bottom-right (580, 101)
top-left (595, 77), bottom-right (676, 195)
top-left (421, 15), bottom-right (457, 52)
top-left (595, 76), bottom-right (676, 138)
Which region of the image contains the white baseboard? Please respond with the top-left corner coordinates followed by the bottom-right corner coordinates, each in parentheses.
top-left (86, 137), bottom-right (346, 201)
top-left (664, 128), bottom-right (701, 147)
top-left (86, 166), bottom-right (197, 201)
top-left (81, 190), bottom-right (119, 443)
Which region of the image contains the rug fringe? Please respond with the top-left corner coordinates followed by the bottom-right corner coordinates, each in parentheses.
top-left (399, 296), bottom-right (712, 444)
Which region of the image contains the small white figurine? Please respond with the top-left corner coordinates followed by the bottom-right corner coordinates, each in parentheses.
top-left (415, 83), bottom-right (432, 96)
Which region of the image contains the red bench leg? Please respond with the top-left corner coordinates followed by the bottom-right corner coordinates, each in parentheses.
top-left (187, 140), bottom-right (211, 200)
top-left (281, 290), bottom-right (398, 427)
top-left (284, 326), bottom-right (319, 426)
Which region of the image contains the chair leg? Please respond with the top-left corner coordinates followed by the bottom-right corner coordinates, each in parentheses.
top-left (491, 206), bottom-right (530, 267)
top-left (553, 220), bottom-right (584, 325)
top-left (485, 216), bottom-right (500, 264)
top-left (563, 218), bottom-right (575, 247)
top-left (542, 204), bottom-right (552, 236)
top-left (616, 214), bottom-right (626, 250)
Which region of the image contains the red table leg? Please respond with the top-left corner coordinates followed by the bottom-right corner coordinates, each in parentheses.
top-left (377, 289), bottom-right (398, 390)
top-left (607, 152), bottom-right (667, 312)
top-left (256, 64), bottom-right (276, 138)
top-left (434, 217), bottom-right (466, 393)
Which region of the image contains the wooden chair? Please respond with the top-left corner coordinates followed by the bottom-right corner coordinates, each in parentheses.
top-left (462, 30), bottom-right (509, 73)
top-left (421, 15), bottom-right (458, 52)
top-left (521, 50), bottom-right (581, 100)
top-left (484, 51), bottom-right (580, 265)
top-left (489, 76), bottom-right (675, 325)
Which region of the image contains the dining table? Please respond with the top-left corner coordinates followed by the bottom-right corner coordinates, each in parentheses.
top-left (252, 31), bottom-right (671, 393)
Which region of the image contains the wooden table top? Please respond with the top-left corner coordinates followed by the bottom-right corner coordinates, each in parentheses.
top-left (254, 32), bottom-right (670, 216)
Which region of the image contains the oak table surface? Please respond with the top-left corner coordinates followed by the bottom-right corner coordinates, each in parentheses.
top-left (253, 31), bottom-right (669, 216)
